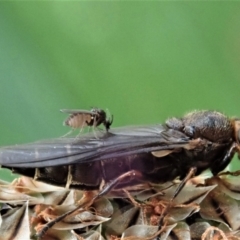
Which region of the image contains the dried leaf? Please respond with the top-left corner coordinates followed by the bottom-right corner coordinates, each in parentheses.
top-left (200, 186), bottom-right (240, 230)
top-left (77, 230), bottom-right (106, 240)
top-left (121, 224), bottom-right (159, 238)
top-left (0, 202), bottom-right (30, 240)
top-left (105, 206), bottom-right (139, 236)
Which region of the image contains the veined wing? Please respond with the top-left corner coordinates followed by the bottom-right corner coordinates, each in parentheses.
top-left (0, 124), bottom-right (191, 168)
top-left (60, 109), bottom-right (95, 114)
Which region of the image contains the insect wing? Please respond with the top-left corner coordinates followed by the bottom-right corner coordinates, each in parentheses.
top-left (0, 125), bottom-right (191, 168)
top-left (60, 109), bottom-right (98, 115)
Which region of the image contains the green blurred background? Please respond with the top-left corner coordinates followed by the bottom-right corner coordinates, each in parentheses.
top-left (0, 2), bottom-right (240, 181)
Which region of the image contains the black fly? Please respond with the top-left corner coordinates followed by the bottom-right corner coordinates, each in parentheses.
top-left (0, 110), bottom-right (240, 238)
top-left (60, 108), bottom-right (113, 136)
top-left (1, 110), bottom-right (240, 189)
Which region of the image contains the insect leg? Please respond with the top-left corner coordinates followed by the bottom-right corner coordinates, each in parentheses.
top-left (98, 170), bottom-right (143, 197)
top-left (86, 115), bottom-right (100, 138)
top-left (74, 128), bottom-right (84, 139)
top-left (36, 191), bottom-right (97, 239)
top-left (172, 167), bottom-right (197, 199)
top-left (211, 143), bottom-right (237, 175)
top-left (92, 126), bottom-right (100, 139)
top-left (156, 167), bottom-right (197, 240)
top-left (217, 169), bottom-right (240, 177)
top-left (74, 118), bottom-right (89, 139)
top-left (61, 128), bottom-right (74, 137)
top-left (36, 171), bottom-right (143, 239)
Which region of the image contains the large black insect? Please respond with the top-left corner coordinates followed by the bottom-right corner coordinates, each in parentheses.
top-left (0, 110), bottom-right (240, 238)
top-left (0, 110), bottom-right (239, 190)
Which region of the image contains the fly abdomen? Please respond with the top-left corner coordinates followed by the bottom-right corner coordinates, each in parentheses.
top-left (64, 113), bottom-right (92, 129)
top-left (10, 166), bottom-right (69, 188)
top-left (35, 163), bottom-right (103, 190)
top-left (8, 162), bottom-right (103, 190)
top-left (61, 108), bottom-right (113, 133)
top-left (66, 162), bottom-right (102, 190)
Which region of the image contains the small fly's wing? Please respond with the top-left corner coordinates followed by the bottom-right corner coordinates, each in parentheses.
top-left (60, 109), bottom-right (97, 115)
top-left (0, 124), bottom-right (191, 168)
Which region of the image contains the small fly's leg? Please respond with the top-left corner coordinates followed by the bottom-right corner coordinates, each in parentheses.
top-left (156, 167), bottom-right (197, 240)
top-left (62, 123), bottom-right (85, 138)
top-left (85, 115), bottom-right (100, 139)
top-left (92, 127), bottom-right (99, 139)
top-left (36, 170), bottom-right (143, 239)
top-left (74, 127), bottom-right (85, 139)
top-left (61, 128), bottom-right (74, 138)
top-left (74, 120), bottom-right (88, 140)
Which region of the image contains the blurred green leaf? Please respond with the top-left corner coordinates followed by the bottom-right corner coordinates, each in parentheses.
top-left (0, 2), bottom-right (240, 180)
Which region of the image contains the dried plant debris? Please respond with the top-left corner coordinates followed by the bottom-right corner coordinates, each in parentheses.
top-left (1, 173), bottom-right (240, 239)
top-left (0, 202), bottom-right (30, 240)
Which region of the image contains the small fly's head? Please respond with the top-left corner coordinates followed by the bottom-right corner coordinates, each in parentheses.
top-left (90, 108), bottom-right (106, 126)
top-left (90, 108), bottom-right (113, 131)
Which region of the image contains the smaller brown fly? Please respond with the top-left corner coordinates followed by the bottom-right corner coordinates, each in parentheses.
top-left (60, 108), bottom-right (113, 136)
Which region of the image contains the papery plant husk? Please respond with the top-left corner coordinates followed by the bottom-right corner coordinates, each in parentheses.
top-left (1, 172), bottom-right (240, 240)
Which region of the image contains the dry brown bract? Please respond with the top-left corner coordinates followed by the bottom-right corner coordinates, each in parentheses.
top-left (1, 172), bottom-right (240, 240)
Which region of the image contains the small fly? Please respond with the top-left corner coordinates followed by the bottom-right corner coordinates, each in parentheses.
top-left (60, 108), bottom-right (113, 136)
